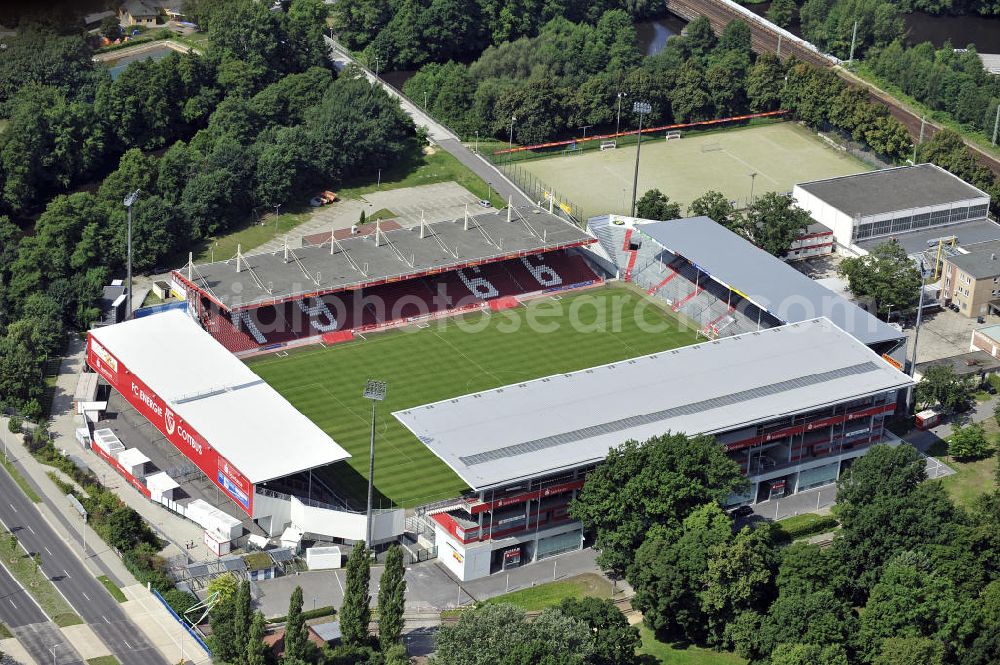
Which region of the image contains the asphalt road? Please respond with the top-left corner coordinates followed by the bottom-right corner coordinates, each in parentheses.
top-left (0, 558), bottom-right (47, 627)
top-left (0, 464), bottom-right (168, 665)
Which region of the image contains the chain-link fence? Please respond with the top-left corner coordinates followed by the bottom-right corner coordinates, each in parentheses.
top-left (486, 155), bottom-right (589, 228)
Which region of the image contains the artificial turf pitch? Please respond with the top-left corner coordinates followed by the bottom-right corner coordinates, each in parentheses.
top-left (248, 284), bottom-right (700, 508)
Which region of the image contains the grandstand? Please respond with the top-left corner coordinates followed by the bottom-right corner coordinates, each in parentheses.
top-left (172, 205), bottom-right (601, 354)
top-left (587, 214), bottom-right (907, 363)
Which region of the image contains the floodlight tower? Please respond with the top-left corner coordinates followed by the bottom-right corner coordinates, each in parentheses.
top-left (629, 101), bottom-right (651, 218)
top-left (123, 190), bottom-right (141, 320)
top-left (363, 379), bottom-right (388, 548)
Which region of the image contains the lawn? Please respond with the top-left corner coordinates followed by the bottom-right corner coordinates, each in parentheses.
top-left (514, 122), bottom-right (869, 218)
top-left (97, 575), bottom-right (127, 603)
top-left (0, 526), bottom-right (82, 627)
top-left (249, 284), bottom-right (701, 507)
top-left (0, 455), bottom-right (41, 503)
top-left (481, 573), bottom-right (615, 612)
top-left (638, 626), bottom-right (746, 665)
top-left (0, 622), bottom-right (11, 638)
top-left (193, 209), bottom-right (313, 263)
top-left (929, 420), bottom-right (998, 509)
top-left (87, 656), bottom-right (122, 665)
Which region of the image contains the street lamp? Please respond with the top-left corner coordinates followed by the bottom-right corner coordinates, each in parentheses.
top-left (508, 115), bottom-right (517, 155)
top-left (49, 643), bottom-right (60, 665)
top-left (615, 92), bottom-right (628, 138)
top-left (123, 189), bottom-right (140, 320)
top-left (363, 379), bottom-right (388, 549)
top-left (906, 259), bottom-right (928, 411)
top-left (749, 172), bottom-right (758, 205)
top-left (423, 91), bottom-right (428, 110)
top-left (629, 101), bottom-right (651, 218)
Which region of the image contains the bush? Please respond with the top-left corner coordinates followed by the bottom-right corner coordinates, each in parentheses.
top-left (773, 515), bottom-right (839, 543)
top-left (162, 588), bottom-right (199, 617)
top-left (949, 423), bottom-right (992, 461)
top-left (7, 416), bottom-right (22, 435)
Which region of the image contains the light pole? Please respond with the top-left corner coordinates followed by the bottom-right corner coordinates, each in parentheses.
top-left (423, 91), bottom-right (428, 110)
top-left (475, 130), bottom-right (479, 154)
top-left (615, 92), bottom-right (627, 138)
top-left (274, 204), bottom-right (280, 230)
top-left (629, 101), bottom-right (651, 218)
top-left (580, 124), bottom-right (593, 149)
top-left (123, 190), bottom-right (140, 320)
top-left (508, 115), bottom-right (517, 154)
top-left (906, 259), bottom-right (927, 412)
top-left (49, 643), bottom-right (60, 665)
top-left (749, 172), bottom-right (758, 205)
top-left (363, 380), bottom-right (387, 549)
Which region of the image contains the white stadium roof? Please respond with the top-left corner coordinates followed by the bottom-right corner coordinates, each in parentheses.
top-left (394, 318), bottom-right (913, 490)
top-left (89, 310), bottom-right (350, 484)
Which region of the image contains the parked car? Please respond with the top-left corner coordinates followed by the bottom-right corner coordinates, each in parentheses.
top-left (309, 196), bottom-right (325, 207)
top-left (478, 199), bottom-right (491, 208)
top-left (728, 505), bottom-right (754, 518)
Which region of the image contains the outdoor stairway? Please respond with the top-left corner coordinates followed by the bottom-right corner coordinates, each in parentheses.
top-left (672, 286), bottom-right (704, 312)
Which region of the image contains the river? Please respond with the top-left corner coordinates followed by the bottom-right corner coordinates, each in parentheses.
top-left (635, 15), bottom-right (689, 56)
top-left (903, 11), bottom-right (1000, 49)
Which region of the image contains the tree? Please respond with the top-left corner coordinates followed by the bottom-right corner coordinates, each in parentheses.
top-left (570, 432), bottom-right (746, 574)
top-left (635, 189), bottom-right (681, 221)
top-left (235, 580), bottom-right (253, 657)
top-left (838, 240), bottom-right (922, 318)
top-left (245, 611), bottom-right (268, 665)
top-left (378, 544), bottom-right (406, 651)
top-left (874, 636), bottom-right (944, 665)
top-left (767, 0), bottom-right (797, 28)
top-left (915, 365), bottom-right (974, 413)
top-left (688, 190), bottom-right (735, 226)
top-left (341, 545), bottom-right (372, 646)
top-left (754, 590), bottom-right (856, 660)
top-left (7, 533), bottom-right (17, 564)
top-left (859, 553), bottom-right (978, 663)
top-left (433, 603), bottom-right (591, 665)
top-left (558, 597), bottom-right (640, 665)
top-left (630, 503), bottom-right (732, 643)
top-left (771, 643), bottom-right (849, 665)
top-left (950, 423), bottom-right (992, 461)
top-left (702, 526), bottom-right (777, 648)
top-left (283, 586), bottom-right (309, 664)
top-left (208, 574), bottom-right (242, 662)
top-left (731, 192), bottom-right (812, 257)
top-left (746, 53), bottom-right (785, 112)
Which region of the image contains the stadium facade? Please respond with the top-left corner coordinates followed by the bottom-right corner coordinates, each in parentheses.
top-left (396, 318), bottom-right (913, 581)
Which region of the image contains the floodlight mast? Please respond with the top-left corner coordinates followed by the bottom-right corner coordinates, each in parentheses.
top-left (363, 379), bottom-right (388, 549)
top-left (629, 102), bottom-right (651, 218)
top-left (123, 190), bottom-right (141, 319)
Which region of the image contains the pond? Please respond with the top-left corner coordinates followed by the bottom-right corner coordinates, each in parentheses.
top-left (102, 44), bottom-right (178, 80)
top-left (635, 15), bottom-right (689, 56)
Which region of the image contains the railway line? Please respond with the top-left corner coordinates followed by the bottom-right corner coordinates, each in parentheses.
top-left (665, 0), bottom-right (1000, 177)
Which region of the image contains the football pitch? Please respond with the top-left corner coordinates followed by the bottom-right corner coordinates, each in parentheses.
top-left (515, 122), bottom-right (870, 217)
top-left (248, 284), bottom-right (700, 508)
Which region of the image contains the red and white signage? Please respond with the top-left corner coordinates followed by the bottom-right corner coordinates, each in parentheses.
top-left (86, 334), bottom-right (254, 515)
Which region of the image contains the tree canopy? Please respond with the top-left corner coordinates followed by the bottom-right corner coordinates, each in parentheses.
top-left (838, 240), bottom-right (922, 317)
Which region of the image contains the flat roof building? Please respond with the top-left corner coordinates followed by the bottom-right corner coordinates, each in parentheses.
top-left (397, 318), bottom-right (912, 581)
top-left (792, 164), bottom-right (994, 254)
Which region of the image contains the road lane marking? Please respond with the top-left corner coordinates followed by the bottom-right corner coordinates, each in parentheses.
top-left (43, 547), bottom-right (52, 556)
top-left (8, 504), bottom-right (15, 513)
top-left (81, 592), bottom-right (90, 601)
top-left (26, 525), bottom-right (34, 534)
top-left (123, 639), bottom-right (133, 649)
top-left (103, 615), bottom-right (110, 624)
top-left (63, 569), bottom-right (70, 579)
top-left (9, 600), bottom-right (15, 609)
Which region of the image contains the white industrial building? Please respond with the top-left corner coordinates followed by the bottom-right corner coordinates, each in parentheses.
top-left (792, 164), bottom-right (993, 255)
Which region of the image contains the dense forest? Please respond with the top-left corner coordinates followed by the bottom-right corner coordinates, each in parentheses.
top-left (0, 0), bottom-right (420, 422)
top-left (572, 434), bottom-right (1000, 665)
top-left (868, 41), bottom-right (1000, 139)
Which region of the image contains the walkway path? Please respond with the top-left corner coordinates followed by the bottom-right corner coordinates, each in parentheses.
top-left (324, 37), bottom-right (535, 208)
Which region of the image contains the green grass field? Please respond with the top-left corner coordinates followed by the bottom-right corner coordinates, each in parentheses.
top-left (249, 284), bottom-right (700, 507)
top-left (516, 122), bottom-right (869, 217)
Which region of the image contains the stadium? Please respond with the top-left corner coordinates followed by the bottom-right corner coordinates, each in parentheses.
top-left (83, 203), bottom-right (913, 579)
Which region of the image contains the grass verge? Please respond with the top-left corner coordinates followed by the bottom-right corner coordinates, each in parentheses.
top-left (97, 575), bottom-right (127, 603)
top-left (87, 656), bottom-right (122, 665)
top-left (638, 626), bottom-right (746, 665)
top-left (928, 433), bottom-right (997, 509)
top-left (773, 513), bottom-right (839, 542)
top-left (0, 525), bottom-right (82, 626)
top-left (0, 455), bottom-right (41, 503)
top-left (480, 573), bottom-right (614, 612)
top-left (0, 622), bottom-right (11, 638)
top-left (194, 209), bottom-right (312, 263)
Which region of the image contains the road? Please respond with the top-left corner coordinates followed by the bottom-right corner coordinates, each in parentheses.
top-left (324, 36), bottom-right (536, 207)
top-left (664, 0), bottom-right (1000, 178)
top-left (0, 464), bottom-right (168, 665)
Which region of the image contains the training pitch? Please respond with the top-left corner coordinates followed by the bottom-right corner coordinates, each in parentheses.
top-left (516, 122), bottom-right (870, 217)
top-left (248, 284), bottom-right (700, 508)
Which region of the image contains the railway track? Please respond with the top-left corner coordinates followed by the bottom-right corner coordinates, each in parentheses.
top-left (665, 0), bottom-right (1000, 177)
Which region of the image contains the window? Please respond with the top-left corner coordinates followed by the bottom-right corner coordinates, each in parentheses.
top-left (951, 206), bottom-right (970, 222)
top-left (971, 204), bottom-right (989, 219)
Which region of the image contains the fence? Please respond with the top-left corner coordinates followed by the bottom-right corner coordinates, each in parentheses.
top-left (487, 158), bottom-right (589, 227)
top-left (151, 586), bottom-right (214, 658)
